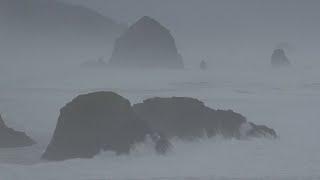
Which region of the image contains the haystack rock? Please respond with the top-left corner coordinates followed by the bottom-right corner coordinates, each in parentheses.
top-left (133, 97), bottom-right (277, 140)
top-left (271, 49), bottom-right (290, 67)
top-left (0, 114), bottom-right (35, 148)
top-left (109, 16), bottom-right (184, 68)
top-left (42, 92), bottom-right (170, 161)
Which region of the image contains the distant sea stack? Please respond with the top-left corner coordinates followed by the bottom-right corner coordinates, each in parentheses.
top-left (271, 49), bottom-right (290, 67)
top-left (0, 114), bottom-right (35, 148)
top-left (109, 16), bottom-right (184, 68)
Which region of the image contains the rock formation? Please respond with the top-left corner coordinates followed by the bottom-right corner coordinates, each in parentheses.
top-left (271, 49), bottom-right (290, 67)
top-left (133, 97), bottom-right (277, 140)
top-left (0, 0), bottom-right (125, 62)
top-left (109, 16), bottom-right (184, 68)
top-left (43, 92), bottom-right (277, 161)
top-left (0, 115), bottom-right (35, 148)
top-left (42, 92), bottom-right (169, 161)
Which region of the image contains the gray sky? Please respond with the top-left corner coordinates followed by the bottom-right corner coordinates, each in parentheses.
top-left (60, 0), bottom-right (320, 44)
top-left (59, 0), bottom-right (320, 65)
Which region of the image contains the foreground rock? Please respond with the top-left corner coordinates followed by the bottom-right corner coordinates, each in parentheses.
top-left (133, 97), bottom-right (277, 140)
top-left (42, 92), bottom-right (169, 161)
top-left (43, 92), bottom-right (276, 161)
top-left (109, 16), bottom-right (184, 68)
top-left (0, 115), bottom-right (35, 148)
top-left (271, 49), bottom-right (290, 67)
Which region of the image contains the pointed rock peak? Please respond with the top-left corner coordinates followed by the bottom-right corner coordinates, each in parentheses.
top-left (138, 16), bottom-right (158, 24)
top-left (130, 16), bottom-right (166, 31)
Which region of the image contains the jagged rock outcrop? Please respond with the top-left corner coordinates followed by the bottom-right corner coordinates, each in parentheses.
top-left (42, 92), bottom-right (169, 161)
top-left (109, 16), bottom-right (184, 68)
top-left (271, 49), bottom-right (290, 67)
top-left (0, 115), bottom-right (35, 148)
top-left (42, 92), bottom-right (277, 161)
top-left (245, 123), bottom-right (277, 138)
top-left (133, 97), bottom-right (277, 140)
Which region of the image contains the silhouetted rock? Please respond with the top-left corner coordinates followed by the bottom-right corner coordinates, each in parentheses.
top-left (42, 92), bottom-right (170, 161)
top-left (271, 49), bottom-right (290, 67)
top-left (133, 97), bottom-right (277, 140)
top-left (109, 16), bottom-right (184, 68)
top-left (246, 123), bottom-right (277, 138)
top-left (0, 115), bottom-right (35, 148)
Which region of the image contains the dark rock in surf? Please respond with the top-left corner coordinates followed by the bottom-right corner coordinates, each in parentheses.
top-left (42, 92), bottom-right (170, 161)
top-left (42, 92), bottom-right (149, 161)
top-left (0, 114), bottom-right (35, 148)
top-left (271, 49), bottom-right (290, 67)
top-left (109, 16), bottom-right (184, 68)
top-left (133, 97), bottom-right (277, 140)
top-left (245, 123), bottom-right (277, 138)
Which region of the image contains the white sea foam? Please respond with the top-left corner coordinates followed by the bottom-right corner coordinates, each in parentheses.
top-left (0, 64), bottom-right (319, 180)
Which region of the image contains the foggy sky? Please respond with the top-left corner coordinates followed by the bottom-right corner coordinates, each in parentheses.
top-left (60, 0), bottom-right (320, 42)
top-left (2, 0), bottom-right (320, 66)
top-left (59, 0), bottom-right (320, 66)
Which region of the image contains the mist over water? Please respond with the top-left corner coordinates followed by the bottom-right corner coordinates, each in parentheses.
top-left (0, 66), bottom-right (319, 180)
top-left (1, 0), bottom-right (320, 180)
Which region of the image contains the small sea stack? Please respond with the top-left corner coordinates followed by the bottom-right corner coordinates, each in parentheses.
top-left (271, 49), bottom-right (290, 67)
